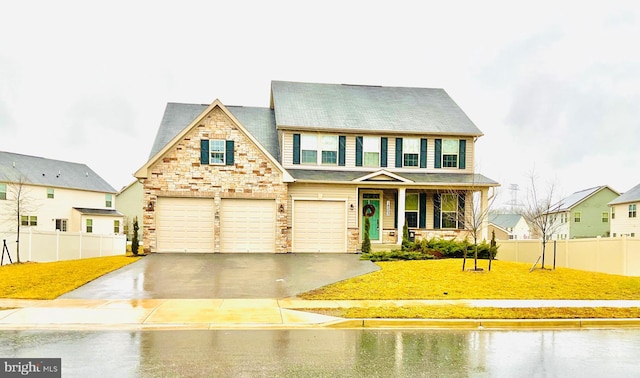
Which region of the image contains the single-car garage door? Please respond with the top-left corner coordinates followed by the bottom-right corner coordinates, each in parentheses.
top-left (220, 199), bottom-right (276, 253)
top-left (156, 197), bottom-right (214, 253)
top-left (293, 200), bottom-right (346, 253)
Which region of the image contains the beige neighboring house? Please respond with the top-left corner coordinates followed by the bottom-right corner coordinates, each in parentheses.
top-left (609, 182), bottom-right (640, 237)
top-left (116, 180), bottom-right (144, 240)
top-left (0, 151), bottom-right (123, 236)
top-left (135, 81), bottom-right (499, 253)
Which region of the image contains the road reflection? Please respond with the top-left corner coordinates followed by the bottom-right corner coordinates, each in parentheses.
top-left (0, 329), bottom-right (638, 376)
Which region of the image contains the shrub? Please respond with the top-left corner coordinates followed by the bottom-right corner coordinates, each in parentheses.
top-left (361, 236), bottom-right (498, 262)
top-left (131, 217), bottom-right (140, 257)
top-left (361, 216), bottom-right (371, 254)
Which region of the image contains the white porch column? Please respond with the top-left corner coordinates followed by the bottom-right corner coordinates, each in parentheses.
top-left (481, 188), bottom-right (489, 241)
top-left (397, 188), bottom-right (406, 245)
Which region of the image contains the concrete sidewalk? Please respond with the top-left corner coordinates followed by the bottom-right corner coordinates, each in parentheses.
top-left (1, 298), bottom-right (640, 330)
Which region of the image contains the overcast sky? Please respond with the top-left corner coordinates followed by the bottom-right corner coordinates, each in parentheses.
top-left (1, 1), bottom-right (638, 207)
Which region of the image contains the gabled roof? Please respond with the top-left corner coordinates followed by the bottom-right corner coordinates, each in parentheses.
top-left (288, 169), bottom-right (498, 186)
top-left (489, 213), bottom-right (524, 229)
top-left (609, 182), bottom-right (640, 205)
top-left (353, 170), bottom-right (413, 183)
top-left (148, 103), bottom-right (279, 161)
top-left (0, 151), bottom-right (117, 193)
top-left (270, 81), bottom-right (484, 135)
top-left (137, 100), bottom-right (292, 182)
top-left (550, 186), bottom-right (619, 212)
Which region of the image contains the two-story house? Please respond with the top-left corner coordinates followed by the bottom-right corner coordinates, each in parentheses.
top-left (548, 185), bottom-right (620, 239)
top-left (134, 81), bottom-right (498, 253)
top-left (0, 151), bottom-right (123, 236)
top-left (609, 182), bottom-right (640, 237)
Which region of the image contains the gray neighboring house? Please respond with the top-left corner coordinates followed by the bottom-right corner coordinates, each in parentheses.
top-left (135, 80), bottom-right (499, 254)
top-left (0, 151), bottom-right (123, 235)
top-left (609, 182), bottom-right (640, 237)
top-left (488, 213), bottom-right (531, 240)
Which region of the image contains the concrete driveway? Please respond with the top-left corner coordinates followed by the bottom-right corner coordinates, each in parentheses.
top-left (60, 253), bottom-right (380, 299)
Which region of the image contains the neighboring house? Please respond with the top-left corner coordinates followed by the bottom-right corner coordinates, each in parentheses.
top-left (135, 81), bottom-right (499, 253)
top-left (608, 182), bottom-right (640, 237)
top-left (488, 213), bottom-right (530, 240)
top-left (0, 151), bottom-right (123, 236)
top-left (116, 180), bottom-right (144, 240)
top-left (549, 185), bottom-right (620, 239)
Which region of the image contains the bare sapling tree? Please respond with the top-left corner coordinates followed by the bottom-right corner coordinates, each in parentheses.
top-left (4, 176), bottom-right (38, 263)
top-left (520, 171), bottom-right (562, 270)
top-left (454, 184), bottom-right (499, 272)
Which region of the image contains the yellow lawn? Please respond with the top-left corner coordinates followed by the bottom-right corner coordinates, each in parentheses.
top-left (0, 255), bottom-right (141, 299)
top-left (300, 259), bottom-right (640, 300)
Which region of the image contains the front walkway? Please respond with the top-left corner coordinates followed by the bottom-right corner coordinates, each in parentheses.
top-left (1, 298), bottom-right (639, 330)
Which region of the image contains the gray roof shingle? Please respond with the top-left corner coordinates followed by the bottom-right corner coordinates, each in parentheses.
top-left (489, 213), bottom-right (524, 229)
top-left (609, 182), bottom-right (640, 205)
top-left (288, 169), bottom-right (497, 186)
top-left (551, 186), bottom-right (617, 212)
top-left (271, 81), bottom-right (484, 135)
top-left (0, 151), bottom-right (116, 193)
top-left (148, 103), bottom-right (279, 161)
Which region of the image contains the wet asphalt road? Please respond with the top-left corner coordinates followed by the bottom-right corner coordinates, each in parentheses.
top-left (1, 329), bottom-right (640, 377)
top-left (60, 253), bottom-right (380, 299)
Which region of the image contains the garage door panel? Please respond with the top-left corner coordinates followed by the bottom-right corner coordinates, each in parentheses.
top-left (156, 197), bottom-right (214, 253)
top-left (294, 200), bottom-right (346, 253)
top-left (220, 199), bottom-right (276, 253)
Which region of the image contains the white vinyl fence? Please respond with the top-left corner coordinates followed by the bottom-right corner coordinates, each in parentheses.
top-left (1, 229), bottom-right (126, 263)
top-left (497, 236), bottom-right (640, 276)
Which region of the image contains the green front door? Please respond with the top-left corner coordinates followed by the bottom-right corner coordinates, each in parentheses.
top-left (362, 198), bottom-right (380, 240)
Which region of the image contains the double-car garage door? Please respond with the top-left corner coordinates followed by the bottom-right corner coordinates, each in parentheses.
top-left (156, 197), bottom-right (275, 253)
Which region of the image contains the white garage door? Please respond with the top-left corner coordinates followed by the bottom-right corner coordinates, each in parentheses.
top-left (156, 197), bottom-right (214, 253)
top-left (293, 200), bottom-right (346, 253)
top-left (220, 199), bottom-right (276, 253)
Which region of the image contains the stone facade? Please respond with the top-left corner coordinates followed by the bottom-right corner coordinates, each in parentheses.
top-left (141, 105), bottom-right (288, 253)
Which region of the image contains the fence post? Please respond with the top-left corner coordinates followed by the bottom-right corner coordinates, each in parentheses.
top-left (28, 228), bottom-right (32, 261)
top-left (79, 232), bottom-right (82, 259)
top-left (623, 235), bottom-right (628, 276)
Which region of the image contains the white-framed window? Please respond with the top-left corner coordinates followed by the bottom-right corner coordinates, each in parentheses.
top-left (574, 211), bottom-right (581, 223)
top-left (209, 139), bottom-right (226, 165)
top-left (21, 215), bottom-right (37, 226)
top-left (114, 220), bottom-right (120, 234)
top-left (0, 183), bottom-right (5, 200)
top-left (403, 138), bottom-right (419, 167)
top-left (105, 194), bottom-right (113, 207)
top-left (47, 188), bottom-right (54, 199)
top-left (630, 204), bottom-right (637, 218)
top-left (442, 139), bottom-right (459, 168)
top-left (321, 135), bottom-right (338, 165)
top-left (55, 219), bottom-right (68, 232)
top-left (364, 137), bottom-right (380, 167)
top-left (86, 219), bottom-right (93, 233)
top-left (612, 207), bottom-right (616, 219)
top-left (301, 134), bottom-right (318, 164)
top-left (602, 212), bottom-right (609, 223)
top-left (441, 194), bottom-right (458, 229)
top-left (560, 213), bottom-right (567, 223)
top-left (405, 193), bottom-right (419, 228)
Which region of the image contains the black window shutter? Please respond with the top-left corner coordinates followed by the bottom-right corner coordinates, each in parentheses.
top-left (434, 139), bottom-right (442, 169)
top-left (458, 193), bottom-right (466, 229)
top-left (395, 138), bottom-right (403, 168)
top-left (225, 140), bottom-right (235, 166)
top-left (355, 136), bottom-right (363, 167)
top-left (459, 139), bottom-right (466, 169)
top-left (200, 139), bottom-right (209, 165)
top-left (419, 192), bottom-right (427, 228)
top-left (338, 135), bottom-right (346, 166)
top-left (293, 134), bottom-right (301, 165)
top-left (380, 137), bottom-right (388, 167)
top-left (394, 192), bottom-right (398, 229)
top-left (433, 193), bottom-right (441, 229)
top-left (420, 138), bottom-right (428, 168)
